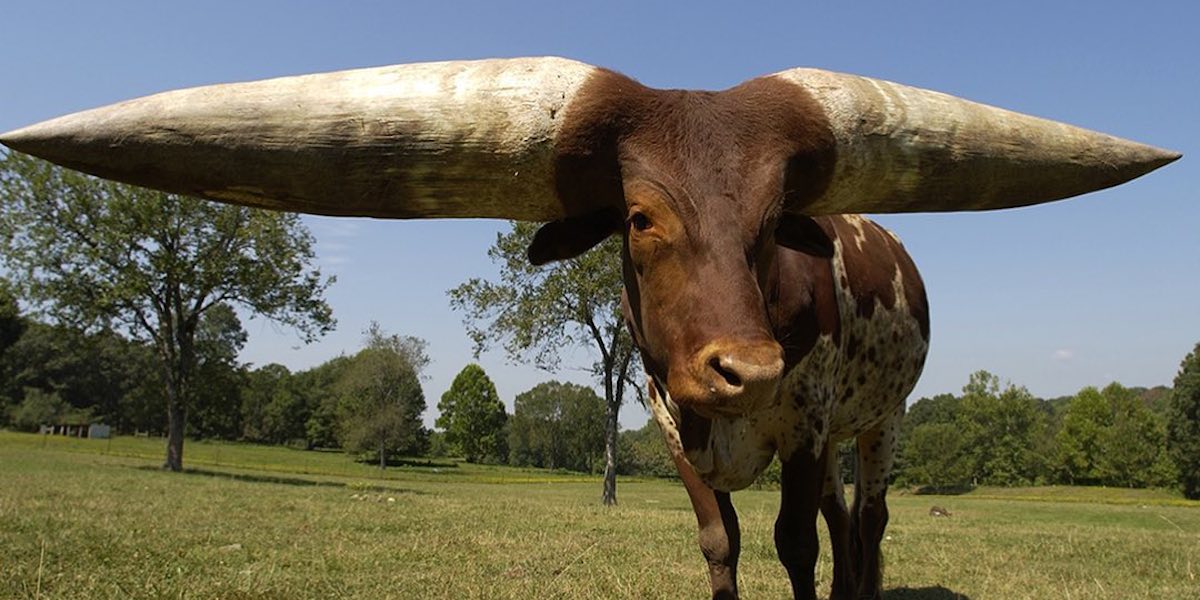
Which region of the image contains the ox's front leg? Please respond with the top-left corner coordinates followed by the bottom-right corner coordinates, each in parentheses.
top-left (820, 446), bottom-right (855, 600)
top-left (850, 410), bottom-right (900, 600)
top-left (775, 448), bottom-right (825, 600)
top-left (673, 453), bottom-right (741, 599)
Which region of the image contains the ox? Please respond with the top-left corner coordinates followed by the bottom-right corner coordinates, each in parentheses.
top-left (0, 57), bottom-right (1178, 599)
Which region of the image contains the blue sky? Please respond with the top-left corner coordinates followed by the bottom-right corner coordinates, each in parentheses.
top-left (2, 1), bottom-right (1196, 430)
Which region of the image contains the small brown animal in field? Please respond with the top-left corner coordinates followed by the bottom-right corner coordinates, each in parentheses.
top-left (929, 506), bottom-right (952, 517)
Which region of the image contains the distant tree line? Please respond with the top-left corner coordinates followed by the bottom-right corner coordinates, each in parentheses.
top-left (3, 278), bottom-right (1198, 498)
top-left (0, 287), bottom-right (622, 472)
top-left (897, 370), bottom-right (1177, 490)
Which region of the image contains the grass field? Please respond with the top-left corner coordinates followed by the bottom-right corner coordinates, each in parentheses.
top-left (1, 432), bottom-right (1196, 599)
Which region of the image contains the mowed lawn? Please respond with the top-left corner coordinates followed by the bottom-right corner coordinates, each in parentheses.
top-left (1, 432), bottom-right (1196, 599)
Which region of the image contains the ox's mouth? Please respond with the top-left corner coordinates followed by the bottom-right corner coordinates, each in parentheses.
top-left (648, 376), bottom-right (779, 492)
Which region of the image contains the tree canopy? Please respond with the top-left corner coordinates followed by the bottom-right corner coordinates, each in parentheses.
top-left (508, 381), bottom-right (605, 472)
top-left (335, 323), bottom-right (430, 468)
top-left (1167, 343), bottom-right (1200, 499)
top-left (436, 364), bottom-right (507, 463)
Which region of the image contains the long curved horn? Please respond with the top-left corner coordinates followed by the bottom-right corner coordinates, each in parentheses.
top-left (0, 57), bottom-right (601, 221)
top-left (770, 69), bottom-right (1180, 214)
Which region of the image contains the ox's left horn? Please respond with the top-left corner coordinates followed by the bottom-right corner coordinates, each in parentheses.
top-left (0, 57), bottom-right (603, 221)
top-left (770, 68), bottom-right (1181, 215)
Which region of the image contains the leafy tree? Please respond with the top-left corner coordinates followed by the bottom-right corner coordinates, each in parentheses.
top-left (955, 371), bottom-right (1051, 486)
top-left (0, 321), bottom-right (158, 431)
top-left (1095, 383), bottom-right (1174, 488)
top-left (0, 282), bottom-right (22, 423)
top-left (1055, 386), bottom-right (1111, 485)
top-left (508, 381), bottom-right (606, 471)
top-left (0, 280), bottom-right (24, 359)
top-left (903, 422), bottom-right (973, 490)
top-left (9, 388), bottom-right (87, 431)
top-left (437, 364), bottom-right (507, 463)
top-left (1167, 343), bottom-right (1200, 499)
top-left (295, 355), bottom-right (352, 449)
top-left (618, 419), bottom-right (676, 478)
top-left (0, 152), bottom-right (333, 470)
top-left (239, 363), bottom-right (313, 444)
top-left (895, 393), bottom-right (961, 482)
top-left (188, 304), bottom-right (247, 439)
top-left (426, 430), bottom-right (451, 458)
top-left (1136, 386), bottom-right (1174, 417)
top-left (1055, 383), bottom-right (1173, 488)
top-left (903, 393), bottom-right (961, 432)
top-left (336, 324), bottom-right (429, 468)
top-left (450, 222), bottom-right (639, 505)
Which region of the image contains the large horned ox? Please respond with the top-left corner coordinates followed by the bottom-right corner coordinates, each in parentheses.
top-left (1, 58), bottom-right (1178, 599)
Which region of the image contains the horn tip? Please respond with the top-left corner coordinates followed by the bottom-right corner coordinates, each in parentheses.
top-left (0, 125), bottom-right (36, 150)
top-left (0, 120), bottom-right (71, 159)
top-left (1139, 145), bottom-right (1182, 174)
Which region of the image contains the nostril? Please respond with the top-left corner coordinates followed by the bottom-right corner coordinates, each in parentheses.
top-left (708, 356), bottom-right (743, 389)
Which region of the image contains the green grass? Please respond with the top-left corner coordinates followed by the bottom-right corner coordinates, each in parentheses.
top-left (1, 431), bottom-right (1197, 599)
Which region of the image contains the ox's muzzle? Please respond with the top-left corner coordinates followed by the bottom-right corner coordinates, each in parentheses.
top-left (671, 339), bottom-right (784, 417)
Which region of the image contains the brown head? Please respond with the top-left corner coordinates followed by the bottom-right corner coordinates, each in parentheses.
top-left (0, 57), bottom-right (1180, 417)
top-left (528, 71), bottom-right (842, 415)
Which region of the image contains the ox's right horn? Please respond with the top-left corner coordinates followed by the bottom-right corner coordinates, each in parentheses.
top-left (0, 57), bottom-right (605, 222)
top-left (771, 68), bottom-right (1181, 215)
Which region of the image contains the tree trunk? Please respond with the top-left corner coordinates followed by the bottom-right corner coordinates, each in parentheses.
top-left (379, 439), bottom-right (386, 470)
top-left (602, 397), bottom-right (619, 505)
top-left (164, 397), bottom-right (185, 471)
top-left (158, 312), bottom-right (196, 472)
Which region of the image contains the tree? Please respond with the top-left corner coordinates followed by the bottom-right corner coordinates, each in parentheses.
top-left (437, 364), bottom-right (507, 463)
top-left (450, 222), bottom-right (639, 505)
top-left (508, 381), bottom-right (606, 471)
top-left (903, 422), bottom-right (974, 490)
top-left (1054, 383), bottom-right (1173, 488)
top-left (895, 393), bottom-right (960, 482)
top-left (0, 320), bottom-right (158, 431)
top-left (0, 152), bottom-right (334, 470)
top-left (0, 282), bottom-right (23, 422)
top-left (955, 371), bottom-right (1050, 486)
top-left (336, 324), bottom-right (430, 468)
top-left (296, 354), bottom-right (352, 449)
top-left (0, 280), bottom-right (24, 361)
top-left (9, 388), bottom-right (85, 431)
top-left (240, 363), bottom-right (296, 443)
top-left (1095, 382), bottom-right (1174, 488)
top-left (1055, 386), bottom-right (1111, 485)
top-left (1167, 343), bottom-right (1200, 499)
top-left (188, 304), bottom-right (248, 439)
top-left (618, 420), bottom-right (677, 478)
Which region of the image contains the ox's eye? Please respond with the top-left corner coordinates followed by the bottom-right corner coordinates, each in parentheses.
top-left (629, 212), bottom-right (652, 232)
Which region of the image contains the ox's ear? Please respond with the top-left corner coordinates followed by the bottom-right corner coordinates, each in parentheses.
top-left (528, 209), bottom-right (623, 265)
top-left (775, 214), bottom-right (834, 258)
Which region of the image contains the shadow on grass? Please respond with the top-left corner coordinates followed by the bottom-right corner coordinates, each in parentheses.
top-left (885, 586), bottom-right (973, 600)
top-left (354, 457), bottom-right (459, 469)
top-left (912, 484), bottom-right (975, 496)
top-left (132, 465), bottom-right (423, 495)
